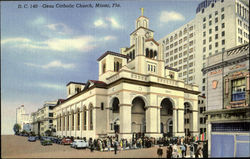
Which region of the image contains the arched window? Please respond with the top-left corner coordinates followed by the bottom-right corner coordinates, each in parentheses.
top-left (71, 111), bottom-right (74, 131)
top-left (89, 105), bottom-right (93, 130)
top-left (130, 52), bottom-right (132, 59)
top-left (146, 48), bottom-right (149, 57)
top-left (132, 50), bottom-right (135, 59)
top-left (116, 62), bottom-right (120, 71)
top-left (112, 98), bottom-right (120, 113)
top-left (143, 20), bottom-right (147, 27)
top-left (154, 50), bottom-right (157, 58)
top-left (102, 63), bottom-right (106, 73)
top-left (150, 49), bottom-right (153, 58)
top-left (57, 115), bottom-right (59, 131)
top-left (67, 112), bottom-right (69, 131)
top-left (62, 113), bottom-right (65, 131)
top-left (77, 109), bottom-right (80, 130)
top-left (82, 107), bottom-right (87, 130)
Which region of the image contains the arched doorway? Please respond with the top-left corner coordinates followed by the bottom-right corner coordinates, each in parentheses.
top-left (131, 97), bottom-right (146, 138)
top-left (110, 97), bottom-right (120, 133)
top-left (167, 119), bottom-right (173, 137)
top-left (160, 98), bottom-right (174, 137)
top-left (184, 102), bottom-right (192, 136)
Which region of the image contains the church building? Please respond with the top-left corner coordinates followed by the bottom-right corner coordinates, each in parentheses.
top-left (54, 9), bottom-right (200, 140)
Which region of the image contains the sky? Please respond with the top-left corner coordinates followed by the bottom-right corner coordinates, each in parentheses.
top-left (1, 0), bottom-right (201, 135)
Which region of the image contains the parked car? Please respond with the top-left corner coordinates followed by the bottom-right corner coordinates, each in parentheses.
top-left (61, 138), bottom-right (72, 145)
top-left (40, 137), bottom-right (53, 146)
top-left (28, 136), bottom-right (36, 142)
top-left (71, 140), bottom-right (89, 149)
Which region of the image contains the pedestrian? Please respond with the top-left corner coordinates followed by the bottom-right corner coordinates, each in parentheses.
top-left (189, 144), bottom-right (194, 158)
top-left (184, 144), bottom-right (187, 156)
top-left (169, 145), bottom-right (173, 158)
top-left (166, 146), bottom-right (171, 158)
top-left (90, 143), bottom-right (94, 152)
top-left (107, 140), bottom-right (111, 151)
top-left (114, 141), bottom-right (117, 155)
top-left (157, 145), bottom-right (163, 158)
top-left (180, 144), bottom-right (186, 158)
top-left (120, 139), bottom-right (123, 151)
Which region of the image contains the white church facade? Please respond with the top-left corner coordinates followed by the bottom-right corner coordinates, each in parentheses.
top-left (54, 10), bottom-right (200, 140)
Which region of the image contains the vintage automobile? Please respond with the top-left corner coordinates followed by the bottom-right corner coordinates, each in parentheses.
top-left (40, 137), bottom-right (53, 146)
top-left (71, 140), bottom-right (89, 149)
top-left (61, 138), bottom-right (72, 145)
top-left (28, 136), bottom-right (36, 142)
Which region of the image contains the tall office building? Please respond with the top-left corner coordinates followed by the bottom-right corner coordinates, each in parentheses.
top-left (158, 0), bottom-right (249, 96)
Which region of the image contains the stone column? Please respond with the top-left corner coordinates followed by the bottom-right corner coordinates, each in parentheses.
top-left (119, 104), bottom-right (132, 140)
top-left (207, 118), bottom-right (212, 158)
top-left (173, 109), bottom-right (177, 136)
top-left (145, 106), bottom-right (162, 138)
top-left (191, 100), bottom-right (199, 136)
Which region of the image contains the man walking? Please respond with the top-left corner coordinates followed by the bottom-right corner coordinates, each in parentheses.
top-left (114, 141), bottom-right (118, 155)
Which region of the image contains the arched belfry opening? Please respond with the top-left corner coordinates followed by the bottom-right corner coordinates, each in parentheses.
top-left (160, 98), bottom-right (174, 137)
top-left (131, 97), bottom-right (146, 137)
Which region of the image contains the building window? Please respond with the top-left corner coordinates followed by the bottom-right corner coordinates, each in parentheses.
top-left (209, 20), bottom-right (212, 26)
top-left (203, 31), bottom-right (206, 37)
top-left (222, 31), bottom-right (225, 37)
top-left (221, 14), bottom-right (224, 20)
top-left (231, 78), bottom-right (246, 101)
top-left (203, 47), bottom-right (206, 52)
top-left (215, 26), bottom-right (218, 31)
top-left (215, 11), bottom-right (218, 15)
top-left (209, 29), bottom-right (212, 34)
top-left (209, 37), bottom-right (212, 42)
top-left (89, 105), bottom-right (93, 130)
top-left (215, 34), bottom-right (218, 39)
top-left (209, 44), bottom-right (212, 50)
top-left (215, 42), bottom-right (218, 47)
top-left (83, 107), bottom-right (87, 130)
top-left (203, 23), bottom-right (206, 29)
top-left (203, 17), bottom-right (206, 22)
top-left (49, 120), bottom-right (53, 123)
top-left (49, 113), bottom-right (53, 117)
top-left (202, 86), bottom-right (205, 91)
top-left (222, 39), bottom-right (225, 45)
top-left (215, 17), bottom-right (218, 23)
top-left (209, 14), bottom-right (212, 19)
top-left (222, 23), bottom-right (225, 28)
top-left (221, 7), bottom-right (224, 12)
top-left (101, 102), bottom-right (104, 110)
top-left (203, 78), bottom-right (205, 83)
top-left (203, 39), bottom-right (206, 45)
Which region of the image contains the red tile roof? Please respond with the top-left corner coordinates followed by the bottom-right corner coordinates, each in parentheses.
top-left (97, 51), bottom-right (128, 61)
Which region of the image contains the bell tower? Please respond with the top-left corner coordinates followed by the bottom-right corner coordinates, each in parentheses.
top-left (135, 8), bottom-right (149, 29)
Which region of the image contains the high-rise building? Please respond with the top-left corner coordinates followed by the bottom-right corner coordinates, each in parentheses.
top-left (16, 105), bottom-right (31, 132)
top-left (158, 0), bottom-right (249, 96)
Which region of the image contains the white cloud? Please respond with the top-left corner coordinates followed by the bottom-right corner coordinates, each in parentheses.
top-left (2, 34), bottom-right (116, 52)
top-left (46, 23), bottom-right (72, 35)
top-left (94, 19), bottom-right (107, 28)
top-left (32, 16), bottom-right (46, 25)
top-left (1, 37), bottom-right (31, 45)
top-left (25, 60), bottom-right (75, 69)
top-left (94, 17), bottom-right (122, 29)
top-left (106, 17), bottom-right (122, 29)
top-left (102, 36), bottom-right (117, 41)
top-left (160, 11), bottom-right (185, 23)
top-left (37, 82), bottom-right (64, 90)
